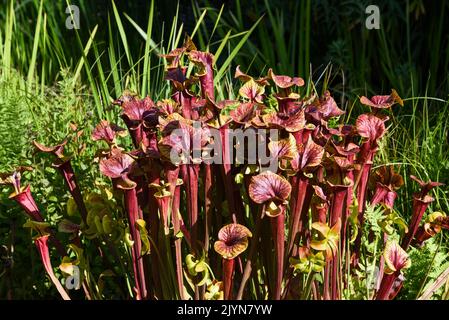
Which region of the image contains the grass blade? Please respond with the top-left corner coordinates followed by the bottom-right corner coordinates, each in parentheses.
top-left (2, 0), bottom-right (14, 77)
top-left (73, 25), bottom-right (98, 83)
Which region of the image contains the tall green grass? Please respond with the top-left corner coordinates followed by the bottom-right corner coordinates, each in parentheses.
top-left (0, 0), bottom-right (448, 299)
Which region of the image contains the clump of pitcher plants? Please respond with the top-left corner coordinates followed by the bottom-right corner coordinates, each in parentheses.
top-left (1, 37), bottom-right (446, 300)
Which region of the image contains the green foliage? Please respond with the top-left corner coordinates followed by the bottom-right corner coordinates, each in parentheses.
top-left (0, 71), bottom-right (31, 171)
top-left (0, 0), bottom-right (448, 300)
top-left (400, 237), bottom-right (449, 299)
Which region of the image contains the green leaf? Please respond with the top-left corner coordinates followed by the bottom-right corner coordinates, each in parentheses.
top-left (23, 219), bottom-right (50, 237)
top-left (186, 254), bottom-right (198, 276)
top-left (135, 219), bottom-right (151, 256)
top-left (27, 0), bottom-right (43, 87)
top-left (124, 229), bottom-right (134, 247)
top-left (59, 256), bottom-right (75, 275)
top-left (111, 1), bottom-right (132, 67)
top-left (214, 16), bottom-right (263, 85)
top-left (98, 270), bottom-right (115, 297)
top-left (73, 25), bottom-right (98, 83)
top-left (94, 215), bottom-right (104, 234)
top-left (310, 239), bottom-right (327, 252)
top-left (102, 215), bottom-right (113, 234)
top-left (175, 230), bottom-right (184, 239)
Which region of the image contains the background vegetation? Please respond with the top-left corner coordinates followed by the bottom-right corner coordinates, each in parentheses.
top-left (0, 0), bottom-right (448, 299)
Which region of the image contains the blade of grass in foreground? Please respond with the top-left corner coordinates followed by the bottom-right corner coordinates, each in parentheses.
top-left (206, 4), bottom-right (224, 51)
top-left (112, 0), bottom-right (132, 67)
top-left (108, 14), bottom-right (122, 97)
top-left (123, 12), bottom-right (159, 55)
top-left (73, 25), bottom-right (98, 83)
top-left (71, 21), bottom-right (102, 118)
top-left (2, 0), bottom-right (14, 77)
top-left (134, 0), bottom-right (154, 96)
top-left (214, 15), bottom-right (263, 85)
top-left (92, 42), bottom-right (113, 120)
top-left (190, 8), bottom-right (208, 44)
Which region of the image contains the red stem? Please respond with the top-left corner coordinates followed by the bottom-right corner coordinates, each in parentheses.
top-left (122, 119), bottom-right (147, 149)
top-left (370, 186), bottom-right (388, 207)
top-left (199, 58), bottom-right (214, 252)
top-left (312, 202), bottom-right (328, 224)
top-left (182, 163), bottom-right (200, 300)
top-left (323, 261), bottom-right (331, 300)
top-left (376, 273), bottom-right (398, 300)
top-left (357, 161), bottom-right (373, 217)
top-left (199, 65), bottom-right (214, 100)
top-left (172, 183), bottom-right (186, 299)
top-left (204, 164), bottom-right (213, 251)
top-left (146, 173), bottom-right (161, 298)
top-left (165, 164), bottom-right (184, 297)
top-left (324, 255), bottom-right (340, 300)
top-left (10, 185), bottom-right (43, 222)
top-left (219, 125), bottom-right (240, 223)
top-left (401, 196), bottom-right (432, 250)
top-left (55, 160), bottom-right (88, 223)
top-left (287, 175), bottom-right (309, 254)
top-left (329, 186), bottom-right (347, 300)
top-left (185, 164), bottom-right (200, 252)
top-left (155, 195), bottom-right (171, 235)
top-left (183, 92), bottom-right (193, 120)
top-left (11, 186), bottom-right (65, 256)
top-left (35, 235), bottom-right (70, 300)
top-left (330, 186), bottom-right (347, 226)
top-left (376, 233), bottom-right (388, 294)
top-left (236, 205), bottom-right (264, 300)
top-left (298, 183), bottom-right (313, 247)
top-left (223, 258), bottom-right (235, 300)
top-left (353, 159), bottom-right (373, 264)
top-left (124, 188), bottom-right (147, 299)
top-left (342, 170), bottom-right (354, 253)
